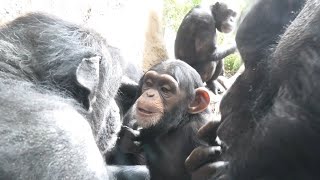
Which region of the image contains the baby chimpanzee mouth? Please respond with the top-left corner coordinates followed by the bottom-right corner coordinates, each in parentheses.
top-left (138, 108), bottom-right (153, 115)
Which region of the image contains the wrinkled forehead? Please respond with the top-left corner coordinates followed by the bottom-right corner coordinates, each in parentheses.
top-left (148, 61), bottom-right (187, 85)
top-left (147, 59), bottom-right (204, 90)
top-left (144, 70), bottom-right (179, 87)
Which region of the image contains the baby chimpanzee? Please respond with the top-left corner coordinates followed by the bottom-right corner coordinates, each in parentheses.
top-left (119, 59), bottom-right (214, 180)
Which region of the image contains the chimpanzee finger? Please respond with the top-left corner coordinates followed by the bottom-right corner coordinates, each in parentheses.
top-left (121, 125), bottom-right (141, 139)
top-left (119, 140), bottom-right (141, 154)
top-left (197, 120), bottom-right (221, 144)
top-left (190, 161), bottom-right (229, 180)
top-left (118, 126), bottom-right (142, 153)
top-left (185, 146), bottom-right (221, 172)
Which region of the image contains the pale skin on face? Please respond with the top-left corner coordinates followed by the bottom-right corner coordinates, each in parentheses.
top-left (134, 70), bottom-right (182, 128)
top-left (134, 69), bottom-right (211, 129)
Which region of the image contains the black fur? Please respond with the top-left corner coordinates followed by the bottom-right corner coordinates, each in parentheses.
top-left (217, 0), bottom-right (320, 179)
top-left (120, 60), bottom-right (213, 180)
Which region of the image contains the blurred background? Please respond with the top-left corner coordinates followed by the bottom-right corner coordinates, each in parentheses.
top-left (0, 0), bottom-right (250, 76)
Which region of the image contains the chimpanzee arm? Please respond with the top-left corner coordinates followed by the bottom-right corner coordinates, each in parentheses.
top-left (206, 60), bottom-right (226, 94)
top-left (185, 120), bottom-right (229, 180)
top-left (210, 43), bottom-right (237, 61)
top-left (210, 60), bottom-right (224, 82)
top-left (118, 126), bottom-right (142, 154)
top-left (195, 25), bottom-right (236, 62)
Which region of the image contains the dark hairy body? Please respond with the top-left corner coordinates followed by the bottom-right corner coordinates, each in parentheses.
top-left (219, 1), bottom-right (320, 179)
top-left (236, 0), bottom-right (306, 68)
top-left (185, 0), bottom-right (320, 179)
top-left (117, 60), bottom-right (213, 180)
top-left (141, 120), bottom-right (207, 180)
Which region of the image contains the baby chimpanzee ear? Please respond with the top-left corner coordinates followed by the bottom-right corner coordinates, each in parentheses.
top-left (188, 87), bottom-right (210, 114)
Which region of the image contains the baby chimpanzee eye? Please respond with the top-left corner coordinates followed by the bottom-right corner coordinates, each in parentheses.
top-left (161, 87), bottom-right (169, 93)
top-left (144, 79), bottom-right (153, 87)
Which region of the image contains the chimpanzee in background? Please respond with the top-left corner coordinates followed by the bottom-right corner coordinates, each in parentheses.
top-left (175, 2), bottom-right (237, 94)
top-left (184, 0), bottom-right (320, 179)
top-left (0, 12), bottom-right (148, 179)
top-left (117, 59), bottom-right (215, 180)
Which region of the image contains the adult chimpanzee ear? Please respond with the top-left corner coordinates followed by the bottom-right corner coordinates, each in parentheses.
top-left (188, 87), bottom-right (210, 114)
top-left (76, 56), bottom-right (101, 109)
top-left (76, 56), bottom-right (101, 92)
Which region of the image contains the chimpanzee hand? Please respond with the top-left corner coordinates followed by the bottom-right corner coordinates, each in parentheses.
top-left (185, 120), bottom-right (229, 180)
top-left (118, 125), bottom-right (142, 154)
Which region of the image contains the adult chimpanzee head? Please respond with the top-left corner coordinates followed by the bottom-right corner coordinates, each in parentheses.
top-left (0, 13), bottom-right (122, 154)
top-left (0, 12), bottom-right (152, 179)
top-left (132, 59), bottom-right (210, 132)
top-left (211, 2), bottom-right (237, 33)
top-left (216, 0), bottom-right (320, 179)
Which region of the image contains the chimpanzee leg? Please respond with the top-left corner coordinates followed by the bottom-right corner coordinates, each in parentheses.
top-left (206, 60), bottom-right (224, 94)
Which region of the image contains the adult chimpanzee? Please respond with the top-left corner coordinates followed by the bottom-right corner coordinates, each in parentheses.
top-left (0, 12), bottom-right (148, 179)
top-left (174, 2), bottom-right (237, 94)
top-left (185, 0), bottom-right (320, 179)
top-left (118, 59), bottom-right (214, 180)
top-left (236, 0), bottom-right (306, 68)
